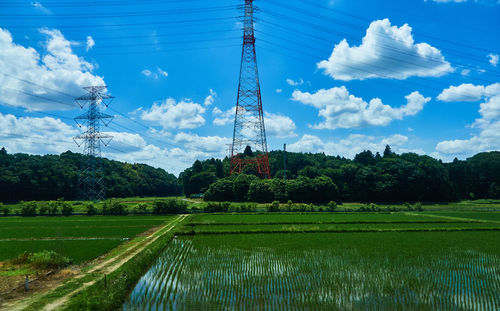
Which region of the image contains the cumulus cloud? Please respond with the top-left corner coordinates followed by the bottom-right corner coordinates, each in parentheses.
top-left (212, 107), bottom-right (235, 126)
top-left (488, 53), bottom-right (499, 67)
top-left (287, 133), bottom-right (409, 159)
top-left (141, 67), bottom-right (168, 79)
top-left (212, 107), bottom-right (296, 138)
top-left (291, 86), bottom-right (429, 129)
top-left (435, 83), bottom-right (500, 157)
top-left (286, 78), bottom-right (304, 86)
top-left (0, 112), bottom-right (78, 154)
top-left (203, 89), bottom-right (216, 106)
top-left (275, 89), bottom-right (283, 93)
top-left (264, 112), bottom-right (297, 138)
top-left (0, 27), bottom-right (104, 111)
top-left (141, 98), bottom-right (206, 129)
top-left (437, 83), bottom-right (500, 102)
top-left (317, 19), bottom-right (452, 81)
top-left (86, 36), bottom-right (95, 51)
top-left (174, 132), bottom-right (231, 153)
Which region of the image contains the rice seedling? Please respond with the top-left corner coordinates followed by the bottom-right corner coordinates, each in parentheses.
top-left (123, 231), bottom-right (500, 310)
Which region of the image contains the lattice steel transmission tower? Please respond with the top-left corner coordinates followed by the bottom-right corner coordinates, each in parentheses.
top-left (230, 0), bottom-right (270, 178)
top-left (73, 86), bottom-right (114, 201)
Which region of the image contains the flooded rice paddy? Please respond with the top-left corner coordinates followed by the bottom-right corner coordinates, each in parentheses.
top-left (123, 233), bottom-right (500, 310)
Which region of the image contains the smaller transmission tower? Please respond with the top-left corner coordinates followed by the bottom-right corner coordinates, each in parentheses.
top-left (74, 86), bottom-right (114, 201)
top-left (230, 0), bottom-right (270, 178)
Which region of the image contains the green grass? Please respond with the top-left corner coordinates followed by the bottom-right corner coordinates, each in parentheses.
top-left (0, 215), bottom-right (174, 263)
top-left (0, 216), bottom-right (169, 239)
top-left (182, 221), bottom-right (500, 234)
top-left (425, 211), bottom-right (500, 222)
top-left (189, 212), bottom-right (437, 224)
top-left (123, 230), bottom-right (500, 310)
top-left (0, 240), bottom-right (122, 263)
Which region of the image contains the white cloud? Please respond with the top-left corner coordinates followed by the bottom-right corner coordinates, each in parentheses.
top-left (157, 67), bottom-right (168, 77)
top-left (86, 36), bottom-right (95, 51)
top-left (203, 89), bottom-right (216, 106)
top-left (212, 107), bottom-right (235, 126)
top-left (275, 88), bottom-right (283, 93)
top-left (317, 19), bottom-right (452, 81)
top-left (141, 67), bottom-right (168, 79)
top-left (104, 131), bottom-right (146, 152)
top-left (488, 53), bottom-right (499, 67)
top-left (31, 2), bottom-right (51, 14)
top-left (288, 133), bottom-right (409, 159)
top-left (264, 112), bottom-right (297, 138)
top-left (141, 98), bottom-right (206, 129)
top-left (291, 86), bottom-right (429, 129)
top-left (435, 83), bottom-right (500, 157)
top-left (212, 107), bottom-right (296, 138)
top-left (174, 132), bottom-right (231, 153)
top-left (0, 113), bottom-right (78, 154)
top-left (0, 113), bottom-right (223, 176)
top-left (286, 78), bottom-right (304, 86)
top-left (461, 69), bottom-right (470, 76)
top-left (437, 83), bottom-right (500, 102)
top-left (0, 27), bottom-right (105, 111)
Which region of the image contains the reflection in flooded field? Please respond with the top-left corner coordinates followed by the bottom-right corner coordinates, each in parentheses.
top-left (123, 237), bottom-right (500, 310)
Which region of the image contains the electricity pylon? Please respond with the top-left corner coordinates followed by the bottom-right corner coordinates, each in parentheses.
top-left (74, 86), bottom-right (113, 201)
top-left (230, 0), bottom-right (270, 178)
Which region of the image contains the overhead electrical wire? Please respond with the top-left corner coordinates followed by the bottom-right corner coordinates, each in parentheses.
top-left (295, 0), bottom-right (499, 55)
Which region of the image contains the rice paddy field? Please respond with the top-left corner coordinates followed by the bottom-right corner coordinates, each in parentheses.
top-left (0, 215), bottom-right (173, 263)
top-left (123, 212), bottom-right (500, 310)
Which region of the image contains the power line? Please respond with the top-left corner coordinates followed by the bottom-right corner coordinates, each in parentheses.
top-left (3, 16), bottom-right (240, 30)
top-left (0, 5), bottom-right (240, 19)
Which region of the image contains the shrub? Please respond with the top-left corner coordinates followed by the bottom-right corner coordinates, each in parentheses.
top-left (11, 250), bottom-right (71, 270)
top-left (38, 203), bottom-right (49, 215)
top-left (110, 202), bottom-right (127, 215)
top-left (327, 201), bottom-right (337, 212)
top-left (61, 202), bottom-right (74, 216)
top-left (404, 202), bottom-right (412, 211)
top-left (413, 202), bottom-right (423, 211)
top-left (133, 203), bottom-right (148, 214)
top-left (153, 199), bottom-right (188, 214)
top-left (86, 203), bottom-right (97, 216)
top-left (103, 200), bottom-right (128, 215)
top-left (20, 201), bottom-right (37, 216)
top-left (203, 202), bottom-right (230, 213)
top-left (238, 203), bottom-right (257, 212)
top-left (2, 206), bottom-right (9, 216)
top-left (48, 201), bottom-right (59, 215)
top-left (268, 200), bottom-right (280, 212)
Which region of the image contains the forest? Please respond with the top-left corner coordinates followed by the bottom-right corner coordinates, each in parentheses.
top-left (180, 146), bottom-right (500, 203)
top-left (0, 148), bottom-right (179, 201)
top-left (1, 146), bottom-right (500, 203)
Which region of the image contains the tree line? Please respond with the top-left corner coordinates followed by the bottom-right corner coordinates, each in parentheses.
top-left (181, 146), bottom-right (500, 203)
top-left (2, 146), bottom-right (499, 203)
top-left (0, 148), bottom-right (180, 202)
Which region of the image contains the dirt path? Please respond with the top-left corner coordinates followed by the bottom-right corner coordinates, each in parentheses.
top-left (1, 215), bottom-right (186, 311)
top-left (405, 212), bottom-right (500, 224)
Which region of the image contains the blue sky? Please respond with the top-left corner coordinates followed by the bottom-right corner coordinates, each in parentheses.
top-left (0, 0), bottom-right (499, 175)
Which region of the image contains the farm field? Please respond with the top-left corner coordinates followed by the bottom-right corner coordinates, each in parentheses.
top-left (124, 213), bottom-right (500, 310)
top-left (188, 212), bottom-right (442, 224)
top-left (425, 211), bottom-right (500, 222)
top-left (0, 216), bottom-right (173, 262)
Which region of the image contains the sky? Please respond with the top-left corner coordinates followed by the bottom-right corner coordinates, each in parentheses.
top-left (0, 0), bottom-right (499, 175)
